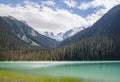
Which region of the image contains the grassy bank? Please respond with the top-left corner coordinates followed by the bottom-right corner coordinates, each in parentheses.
top-left (0, 70), bottom-right (83, 82)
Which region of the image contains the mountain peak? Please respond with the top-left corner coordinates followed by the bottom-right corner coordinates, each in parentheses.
top-left (6, 16), bottom-right (17, 20)
top-left (42, 27), bottom-right (85, 41)
top-left (0, 16), bottom-right (58, 48)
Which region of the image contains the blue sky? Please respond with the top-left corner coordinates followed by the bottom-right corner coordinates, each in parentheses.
top-left (0, 0), bottom-right (120, 34)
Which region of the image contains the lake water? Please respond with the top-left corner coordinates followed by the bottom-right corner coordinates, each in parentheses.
top-left (0, 61), bottom-right (120, 82)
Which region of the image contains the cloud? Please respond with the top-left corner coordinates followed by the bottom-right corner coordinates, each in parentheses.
top-left (78, 0), bottom-right (120, 26)
top-left (0, 0), bottom-right (120, 35)
top-left (86, 9), bottom-right (106, 26)
top-left (78, 1), bottom-right (104, 11)
top-left (63, 0), bottom-right (77, 8)
top-left (78, 0), bottom-right (120, 11)
top-left (41, 0), bottom-right (55, 7)
top-left (0, 0), bottom-right (87, 34)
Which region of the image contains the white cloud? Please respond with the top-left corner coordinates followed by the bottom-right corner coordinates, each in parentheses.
top-left (86, 9), bottom-right (106, 26)
top-left (0, 0), bottom-right (86, 34)
top-left (41, 0), bottom-right (55, 7)
top-left (63, 0), bottom-right (77, 8)
top-left (78, 1), bottom-right (104, 11)
top-left (78, 0), bottom-right (120, 11)
top-left (78, 0), bottom-right (120, 26)
top-left (0, 0), bottom-right (120, 35)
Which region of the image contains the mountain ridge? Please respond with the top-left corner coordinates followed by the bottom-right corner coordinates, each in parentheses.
top-left (42, 27), bottom-right (85, 41)
top-left (0, 16), bottom-right (58, 48)
top-left (58, 4), bottom-right (120, 47)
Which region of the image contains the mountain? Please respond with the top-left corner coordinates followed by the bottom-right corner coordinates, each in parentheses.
top-left (54, 4), bottom-right (120, 60)
top-left (42, 27), bottom-right (85, 41)
top-left (42, 31), bottom-right (64, 41)
top-left (0, 16), bottom-right (58, 48)
top-left (0, 18), bottom-right (29, 49)
top-left (59, 5), bottom-right (120, 47)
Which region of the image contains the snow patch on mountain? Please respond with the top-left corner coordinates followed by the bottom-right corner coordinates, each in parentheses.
top-left (41, 27), bottom-right (86, 41)
top-left (17, 34), bottom-right (31, 43)
top-left (42, 31), bottom-right (63, 41)
top-left (8, 16), bottom-right (17, 20)
top-left (30, 30), bottom-right (37, 36)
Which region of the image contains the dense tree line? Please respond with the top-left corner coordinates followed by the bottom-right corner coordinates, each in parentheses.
top-left (0, 35), bottom-right (120, 61)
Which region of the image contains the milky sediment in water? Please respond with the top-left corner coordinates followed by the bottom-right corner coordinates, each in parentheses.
top-left (0, 61), bottom-right (120, 82)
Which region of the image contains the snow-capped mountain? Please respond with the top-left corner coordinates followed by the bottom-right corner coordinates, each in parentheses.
top-left (0, 16), bottom-right (58, 48)
top-left (42, 27), bottom-right (86, 41)
top-left (42, 31), bottom-right (64, 41)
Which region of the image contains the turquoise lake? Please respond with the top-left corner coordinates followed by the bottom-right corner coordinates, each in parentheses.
top-left (0, 61), bottom-right (120, 82)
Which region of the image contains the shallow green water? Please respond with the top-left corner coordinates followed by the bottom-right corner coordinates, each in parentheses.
top-left (0, 61), bottom-right (120, 82)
